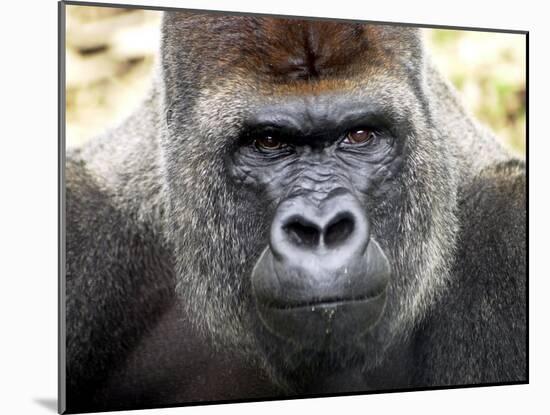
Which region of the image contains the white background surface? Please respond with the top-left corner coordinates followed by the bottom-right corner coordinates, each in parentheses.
top-left (0, 0), bottom-right (545, 414)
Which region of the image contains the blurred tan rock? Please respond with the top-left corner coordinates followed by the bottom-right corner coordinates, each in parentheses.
top-left (65, 5), bottom-right (161, 147)
top-left (66, 5), bottom-right (161, 52)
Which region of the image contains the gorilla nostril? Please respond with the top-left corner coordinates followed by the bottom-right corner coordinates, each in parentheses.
top-left (324, 214), bottom-right (355, 247)
top-left (283, 218), bottom-right (321, 247)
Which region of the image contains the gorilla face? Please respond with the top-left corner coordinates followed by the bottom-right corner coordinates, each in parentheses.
top-left (160, 14), bottom-right (460, 381)
top-left (229, 95), bottom-right (400, 345)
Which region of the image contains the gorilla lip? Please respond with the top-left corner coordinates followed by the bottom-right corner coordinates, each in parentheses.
top-left (262, 286), bottom-right (387, 310)
top-left (255, 289), bottom-right (388, 343)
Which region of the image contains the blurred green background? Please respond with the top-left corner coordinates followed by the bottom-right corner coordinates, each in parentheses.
top-left (65, 6), bottom-right (526, 155)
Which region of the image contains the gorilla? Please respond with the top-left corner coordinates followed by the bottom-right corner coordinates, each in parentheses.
top-left (62, 10), bottom-right (527, 414)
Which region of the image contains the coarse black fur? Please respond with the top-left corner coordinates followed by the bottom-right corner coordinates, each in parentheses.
top-left (63, 11), bottom-right (526, 414)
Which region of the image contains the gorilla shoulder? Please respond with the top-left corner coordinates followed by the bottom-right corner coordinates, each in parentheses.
top-left (65, 155), bottom-right (175, 406)
top-left (416, 159), bottom-right (526, 386)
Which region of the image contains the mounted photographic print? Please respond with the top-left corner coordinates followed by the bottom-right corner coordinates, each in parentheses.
top-left (59, 1), bottom-right (527, 413)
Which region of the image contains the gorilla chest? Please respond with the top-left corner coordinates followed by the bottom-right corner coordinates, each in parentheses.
top-left (95, 305), bottom-right (281, 407)
top-left (95, 305), bottom-right (413, 408)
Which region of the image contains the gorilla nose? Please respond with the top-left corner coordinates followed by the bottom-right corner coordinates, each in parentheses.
top-left (270, 191), bottom-right (369, 262)
top-left (282, 212), bottom-right (355, 249)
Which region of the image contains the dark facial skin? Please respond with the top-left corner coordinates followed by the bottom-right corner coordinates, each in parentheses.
top-left (228, 93), bottom-right (406, 346)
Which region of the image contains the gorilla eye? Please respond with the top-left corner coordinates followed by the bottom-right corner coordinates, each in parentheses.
top-left (254, 136), bottom-right (286, 152)
top-left (344, 129), bottom-right (376, 145)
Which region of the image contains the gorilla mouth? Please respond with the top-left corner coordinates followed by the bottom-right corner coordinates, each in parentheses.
top-left (255, 290), bottom-right (388, 345)
top-left (251, 237), bottom-right (391, 345)
top-left (265, 289), bottom-right (387, 310)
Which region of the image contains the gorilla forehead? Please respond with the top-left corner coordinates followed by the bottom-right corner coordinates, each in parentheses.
top-left (162, 13), bottom-right (421, 82)
top-left (188, 79), bottom-right (421, 145)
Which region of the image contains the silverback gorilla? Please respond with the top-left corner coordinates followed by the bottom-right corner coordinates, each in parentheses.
top-left (63, 10), bottom-right (527, 414)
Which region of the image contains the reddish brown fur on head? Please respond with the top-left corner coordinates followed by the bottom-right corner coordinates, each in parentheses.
top-left (246, 19), bottom-right (369, 80)
top-left (164, 13), bottom-right (410, 86)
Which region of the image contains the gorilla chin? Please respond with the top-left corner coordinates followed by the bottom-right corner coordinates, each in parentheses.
top-left (251, 191), bottom-right (391, 346)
